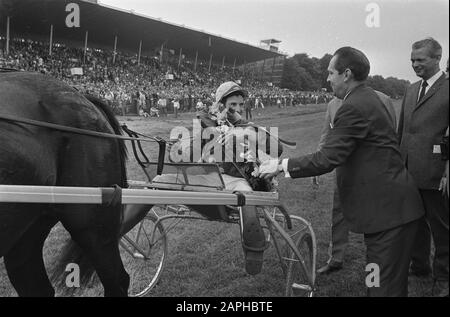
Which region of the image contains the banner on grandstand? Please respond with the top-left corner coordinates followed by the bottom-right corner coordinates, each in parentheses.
top-left (165, 74), bottom-right (174, 80)
top-left (70, 67), bottom-right (83, 76)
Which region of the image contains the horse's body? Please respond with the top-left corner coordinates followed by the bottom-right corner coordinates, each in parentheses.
top-left (0, 71), bottom-right (129, 296)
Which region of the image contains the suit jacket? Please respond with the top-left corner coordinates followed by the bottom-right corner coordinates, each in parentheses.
top-left (318, 91), bottom-right (396, 150)
top-left (287, 84), bottom-right (424, 234)
top-left (398, 73), bottom-right (449, 189)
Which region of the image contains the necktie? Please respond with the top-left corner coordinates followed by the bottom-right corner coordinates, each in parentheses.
top-left (418, 80), bottom-right (428, 102)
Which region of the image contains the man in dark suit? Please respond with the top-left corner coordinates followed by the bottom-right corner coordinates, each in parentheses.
top-left (259, 47), bottom-right (425, 296)
top-left (316, 90), bottom-right (397, 275)
top-left (398, 38), bottom-right (449, 297)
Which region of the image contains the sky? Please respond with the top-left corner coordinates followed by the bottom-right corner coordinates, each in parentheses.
top-left (100, 0), bottom-right (449, 82)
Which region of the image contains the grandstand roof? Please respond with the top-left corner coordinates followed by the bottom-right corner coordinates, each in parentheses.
top-left (0, 0), bottom-right (283, 65)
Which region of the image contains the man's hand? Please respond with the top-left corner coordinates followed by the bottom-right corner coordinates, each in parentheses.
top-left (258, 159), bottom-right (282, 180)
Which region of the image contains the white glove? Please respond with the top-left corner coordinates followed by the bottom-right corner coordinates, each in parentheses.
top-left (258, 159), bottom-right (280, 174)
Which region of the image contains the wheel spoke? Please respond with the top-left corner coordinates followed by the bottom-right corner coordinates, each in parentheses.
top-left (120, 212), bottom-right (168, 297)
top-left (284, 232), bottom-right (315, 297)
top-left (292, 283), bottom-right (312, 291)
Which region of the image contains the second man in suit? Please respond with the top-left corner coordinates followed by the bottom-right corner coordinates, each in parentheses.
top-left (398, 38), bottom-right (449, 297)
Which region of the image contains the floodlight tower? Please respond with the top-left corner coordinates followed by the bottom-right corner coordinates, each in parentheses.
top-left (259, 39), bottom-right (282, 52)
top-left (259, 39), bottom-right (284, 85)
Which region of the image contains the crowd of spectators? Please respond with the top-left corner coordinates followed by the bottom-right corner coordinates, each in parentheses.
top-left (0, 38), bottom-right (333, 116)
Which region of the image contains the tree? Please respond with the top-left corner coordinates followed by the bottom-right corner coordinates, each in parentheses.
top-left (385, 77), bottom-right (410, 98)
top-left (280, 59), bottom-right (303, 90)
top-left (280, 52), bottom-right (410, 97)
top-left (319, 54), bottom-right (333, 91)
top-left (280, 58), bottom-right (320, 91)
top-left (366, 75), bottom-right (410, 98)
top-left (292, 53), bottom-right (321, 90)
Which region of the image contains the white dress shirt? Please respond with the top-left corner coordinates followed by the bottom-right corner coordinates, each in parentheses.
top-left (417, 70), bottom-right (444, 102)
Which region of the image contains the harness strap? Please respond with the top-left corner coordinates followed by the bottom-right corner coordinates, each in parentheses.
top-left (121, 124), bottom-right (166, 176)
top-left (101, 185), bottom-right (122, 206)
top-left (241, 242), bottom-right (270, 252)
top-left (0, 113), bottom-right (160, 143)
top-left (157, 141), bottom-right (166, 175)
top-left (233, 191), bottom-right (246, 206)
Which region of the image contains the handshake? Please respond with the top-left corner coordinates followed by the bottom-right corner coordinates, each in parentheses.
top-left (254, 158), bottom-right (284, 179)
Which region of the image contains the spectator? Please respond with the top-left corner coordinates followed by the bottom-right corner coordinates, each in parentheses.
top-left (173, 98), bottom-right (180, 118)
top-left (0, 37), bottom-right (331, 117)
top-left (139, 106), bottom-right (149, 118)
top-left (157, 96), bottom-right (167, 117)
top-left (244, 95), bottom-right (254, 120)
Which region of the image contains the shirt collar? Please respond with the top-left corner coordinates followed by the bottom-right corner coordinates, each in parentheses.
top-left (343, 82), bottom-right (365, 101)
top-left (423, 70), bottom-right (443, 88)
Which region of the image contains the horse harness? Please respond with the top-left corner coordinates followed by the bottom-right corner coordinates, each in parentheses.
top-left (0, 112), bottom-right (167, 176)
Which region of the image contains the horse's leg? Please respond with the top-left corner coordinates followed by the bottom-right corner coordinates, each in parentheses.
top-left (59, 206), bottom-right (129, 297)
top-left (68, 229), bottom-right (129, 297)
top-left (0, 133), bottom-right (59, 296)
top-left (4, 213), bottom-right (57, 297)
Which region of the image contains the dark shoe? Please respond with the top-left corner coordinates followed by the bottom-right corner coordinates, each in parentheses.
top-left (409, 267), bottom-right (432, 277)
top-left (241, 206), bottom-right (266, 275)
top-left (317, 261), bottom-right (343, 275)
top-left (432, 280), bottom-right (449, 297)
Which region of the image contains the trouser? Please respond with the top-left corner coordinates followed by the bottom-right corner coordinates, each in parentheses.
top-left (364, 219), bottom-right (419, 297)
top-left (411, 189), bottom-right (449, 281)
top-left (221, 174), bottom-right (252, 191)
top-left (151, 173), bottom-right (265, 261)
top-left (186, 175), bottom-right (253, 220)
top-left (149, 173), bottom-right (255, 218)
top-left (327, 184), bottom-right (349, 264)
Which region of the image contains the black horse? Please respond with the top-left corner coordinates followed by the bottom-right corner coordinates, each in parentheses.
top-left (0, 71), bottom-right (129, 296)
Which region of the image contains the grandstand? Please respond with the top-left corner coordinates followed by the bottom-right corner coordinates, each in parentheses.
top-left (0, 0), bottom-right (283, 71)
top-left (0, 0), bottom-right (331, 115)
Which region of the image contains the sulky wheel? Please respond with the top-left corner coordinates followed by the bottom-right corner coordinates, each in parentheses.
top-left (119, 211), bottom-right (167, 297)
top-left (259, 208), bottom-right (316, 296)
top-left (284, 231), bottom-right (315, 297)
